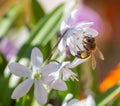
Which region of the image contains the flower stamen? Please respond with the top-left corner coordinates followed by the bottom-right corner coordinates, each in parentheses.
top-left (34, 73), bottom-right (42, 80)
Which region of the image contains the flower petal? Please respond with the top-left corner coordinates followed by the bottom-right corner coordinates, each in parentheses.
top-left (86, 95), bottom-right (96, 106)
top-left (58, 38), bottom-right (66, 54)
top-left (66, 9), bottom-right (78, 25)
top-left (67, 36), bottom-right (78, 56)
top-left (60, 21), bottom-right (70, 35)
top-left (11, 79), bottom-right (33, 99)
top-left (42, 63), bottom-right (59, 75)
top-left (70, 100), bottom-right (86, 106)
top-left (43, 74), bottom-right (55, 85)
top-left (62, 93), bottom-right (73, 106)
top-left (62, 68), bottom-right (77, 81)
top-left (51, 79), bottom-right (67, 91)
top-left (67, 57), bottom-right (89, 68)
top-left (31, 47), bottom-right (43, 68)
top-left (59, 61), bottom-right (70, 70)
top-left (75, 21), bottom-right (93, 29)
top-left (66, 99), bottom-right (80, 106)
top-left (41, 64), bottom-right (59, 84)
top-left (84, 27), bottom-right (98, 37)
top-left (34, 81), bottom-right (48, 104)
top-left (8, 62), bottom-right (31, 77)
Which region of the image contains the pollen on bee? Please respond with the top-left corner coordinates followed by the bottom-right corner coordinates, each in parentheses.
top-left (81, 52), bottom-right (88, 58)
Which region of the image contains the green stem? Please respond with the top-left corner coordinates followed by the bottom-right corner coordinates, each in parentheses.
top-left (47, 28), bottom-right (69, 63)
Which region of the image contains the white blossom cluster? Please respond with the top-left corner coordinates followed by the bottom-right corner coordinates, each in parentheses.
top-left (61, 93), bottom-right (95, 106)
top-left (8, 10), bottom-right (98, 105)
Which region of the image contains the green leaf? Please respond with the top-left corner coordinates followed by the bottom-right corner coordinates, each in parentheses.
top-left (17, 4), bottom-right (64, 60)
top-left (30, 3), bottom-right (64, 46)
top-left (0, 75), bottom-right (13, 106)
top-left (95, 82), bottom-right (120, 106)
top-left (31, 9), bottom-right (63, 46)
top-left (0, 5), bottom-right (20, 38)
top-left (0, 53), bottom-right (7, 73)
top-left (112, 96), bottom-right (120, 106)
top-left (31, 0), bottom-right (45, 23)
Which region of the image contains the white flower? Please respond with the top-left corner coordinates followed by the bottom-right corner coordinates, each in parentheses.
top-left (62, 93), bottom-right (74, 106)
top-left (58, 61), bottom-right (78, 81)
top-left (58, 10), bottom-right (98, 68)
top-left (58, 9), bottom-right (98, 55)
top-left (46, 61), bottom-right (78, 91)
top-left (66, 26), bottom-right (98, 68)
top-left (62, 94), bottom-right (96, 106)
top-left (8, 47), bottom-right (58, 104)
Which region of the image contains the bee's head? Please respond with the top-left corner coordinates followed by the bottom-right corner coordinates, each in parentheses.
top-left (84, 36), bottom-right (95, 43)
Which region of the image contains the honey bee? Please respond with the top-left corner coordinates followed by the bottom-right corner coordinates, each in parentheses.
top-left (75, 36), bottom-right (104, 69)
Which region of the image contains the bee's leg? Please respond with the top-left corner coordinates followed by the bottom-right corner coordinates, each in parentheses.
top-left (76, 51), bottom-right (90, 59)
top-left (75, 51), bottom-right (84, 58)
top-left (77, 51), bottom-right (82, 55)
top-left (75, 54), bottom-right (81, 58)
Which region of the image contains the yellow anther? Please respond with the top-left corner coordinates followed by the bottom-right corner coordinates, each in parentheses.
top-left (81, 52), bottom-right (88, 58)
top-left (34, 73), bottom-right (42, 80)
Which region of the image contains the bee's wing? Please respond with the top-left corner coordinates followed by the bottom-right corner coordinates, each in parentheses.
top-left (91, 53), bottom-right (96, 70)
top-left (96, 47), bottom-right (104, 60)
